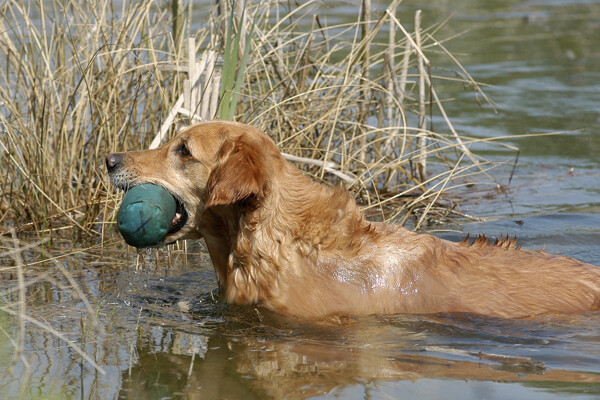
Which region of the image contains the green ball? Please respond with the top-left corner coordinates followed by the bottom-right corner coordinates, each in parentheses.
top-left (117, 184), bottom-right (177, 248)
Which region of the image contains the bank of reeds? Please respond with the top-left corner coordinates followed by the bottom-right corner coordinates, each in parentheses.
top-left (0, 0), bottom-right (511, 237)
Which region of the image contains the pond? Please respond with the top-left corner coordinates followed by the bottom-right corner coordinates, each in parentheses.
top-left (2, 0), bottom-right (600, 399)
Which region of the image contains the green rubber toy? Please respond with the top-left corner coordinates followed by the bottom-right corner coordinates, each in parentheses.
top-left (117, 184), bottom-right (177, 248)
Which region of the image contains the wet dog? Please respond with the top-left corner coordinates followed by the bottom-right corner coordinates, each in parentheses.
top-left (107, 121), bottom-right (600, 318)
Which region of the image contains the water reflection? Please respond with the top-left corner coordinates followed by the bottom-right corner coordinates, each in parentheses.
top-left (117, 305), bottom-right (600, 399)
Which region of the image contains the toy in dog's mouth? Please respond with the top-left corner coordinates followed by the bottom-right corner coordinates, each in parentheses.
top-left (117, 184), bottom-right (189, 248)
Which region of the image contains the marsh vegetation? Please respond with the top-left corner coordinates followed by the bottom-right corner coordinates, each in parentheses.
top-left (0, 0), bottom-right (513, 237)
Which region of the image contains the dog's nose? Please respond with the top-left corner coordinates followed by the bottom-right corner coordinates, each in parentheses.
top-left (106, 153), bottom-right (122, 172)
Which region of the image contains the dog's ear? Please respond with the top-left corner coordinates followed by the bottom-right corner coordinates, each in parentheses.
top-left (205, 134), bottom-right (266, 209)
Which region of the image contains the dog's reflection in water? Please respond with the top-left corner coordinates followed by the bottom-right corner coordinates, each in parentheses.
top-left (121, 311), bottom-right (600, 399)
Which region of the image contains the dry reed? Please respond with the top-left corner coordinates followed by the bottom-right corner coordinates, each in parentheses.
top-left (0, 0), bottom-right (515, 237)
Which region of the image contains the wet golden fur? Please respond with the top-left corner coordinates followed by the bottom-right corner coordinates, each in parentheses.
top-left (107, 121), bottom-right (600, 319)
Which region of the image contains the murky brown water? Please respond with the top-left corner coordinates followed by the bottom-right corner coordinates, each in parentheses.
top-left (2, 0), bottom-right (600, 398)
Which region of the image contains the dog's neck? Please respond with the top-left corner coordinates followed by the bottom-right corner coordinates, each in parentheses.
top-left (201, 162), bottom-right (376, 308)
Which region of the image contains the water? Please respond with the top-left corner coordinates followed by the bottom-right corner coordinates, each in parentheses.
top-left (6, 244), bottom-right (599, 399)
top-left (2, 0), bottom-right (600, 399)
top-left (7, 241), bottom-right (595, 399)
top-left (420, 0), bottom-right (600, 220)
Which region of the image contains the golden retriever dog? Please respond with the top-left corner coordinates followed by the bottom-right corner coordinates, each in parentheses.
top-left (106, 121), bottom-right (600, 319)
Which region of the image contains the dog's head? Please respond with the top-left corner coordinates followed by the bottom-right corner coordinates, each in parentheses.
top-left (106, 121), bottom-right (277, 245)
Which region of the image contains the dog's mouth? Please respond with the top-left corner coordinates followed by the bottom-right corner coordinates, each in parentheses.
top-left (167, 198), bottom-right (188, 235)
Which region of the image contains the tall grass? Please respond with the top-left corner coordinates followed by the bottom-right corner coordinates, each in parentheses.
top-left (0, 1), bottom-right (194, 235)
top-left (0, 0), bottom-right (513, 237)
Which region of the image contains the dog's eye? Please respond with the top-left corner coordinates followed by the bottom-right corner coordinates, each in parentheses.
top-left (177, 144), bottom-right (191, 157)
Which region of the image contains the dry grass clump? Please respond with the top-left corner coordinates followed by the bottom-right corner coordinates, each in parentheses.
top-left (0, 0), bottom-right (514, 237)
top-left (0, 1), bottom-right (185, 235)
top-left (237, 1), bottom-right (508, 226)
